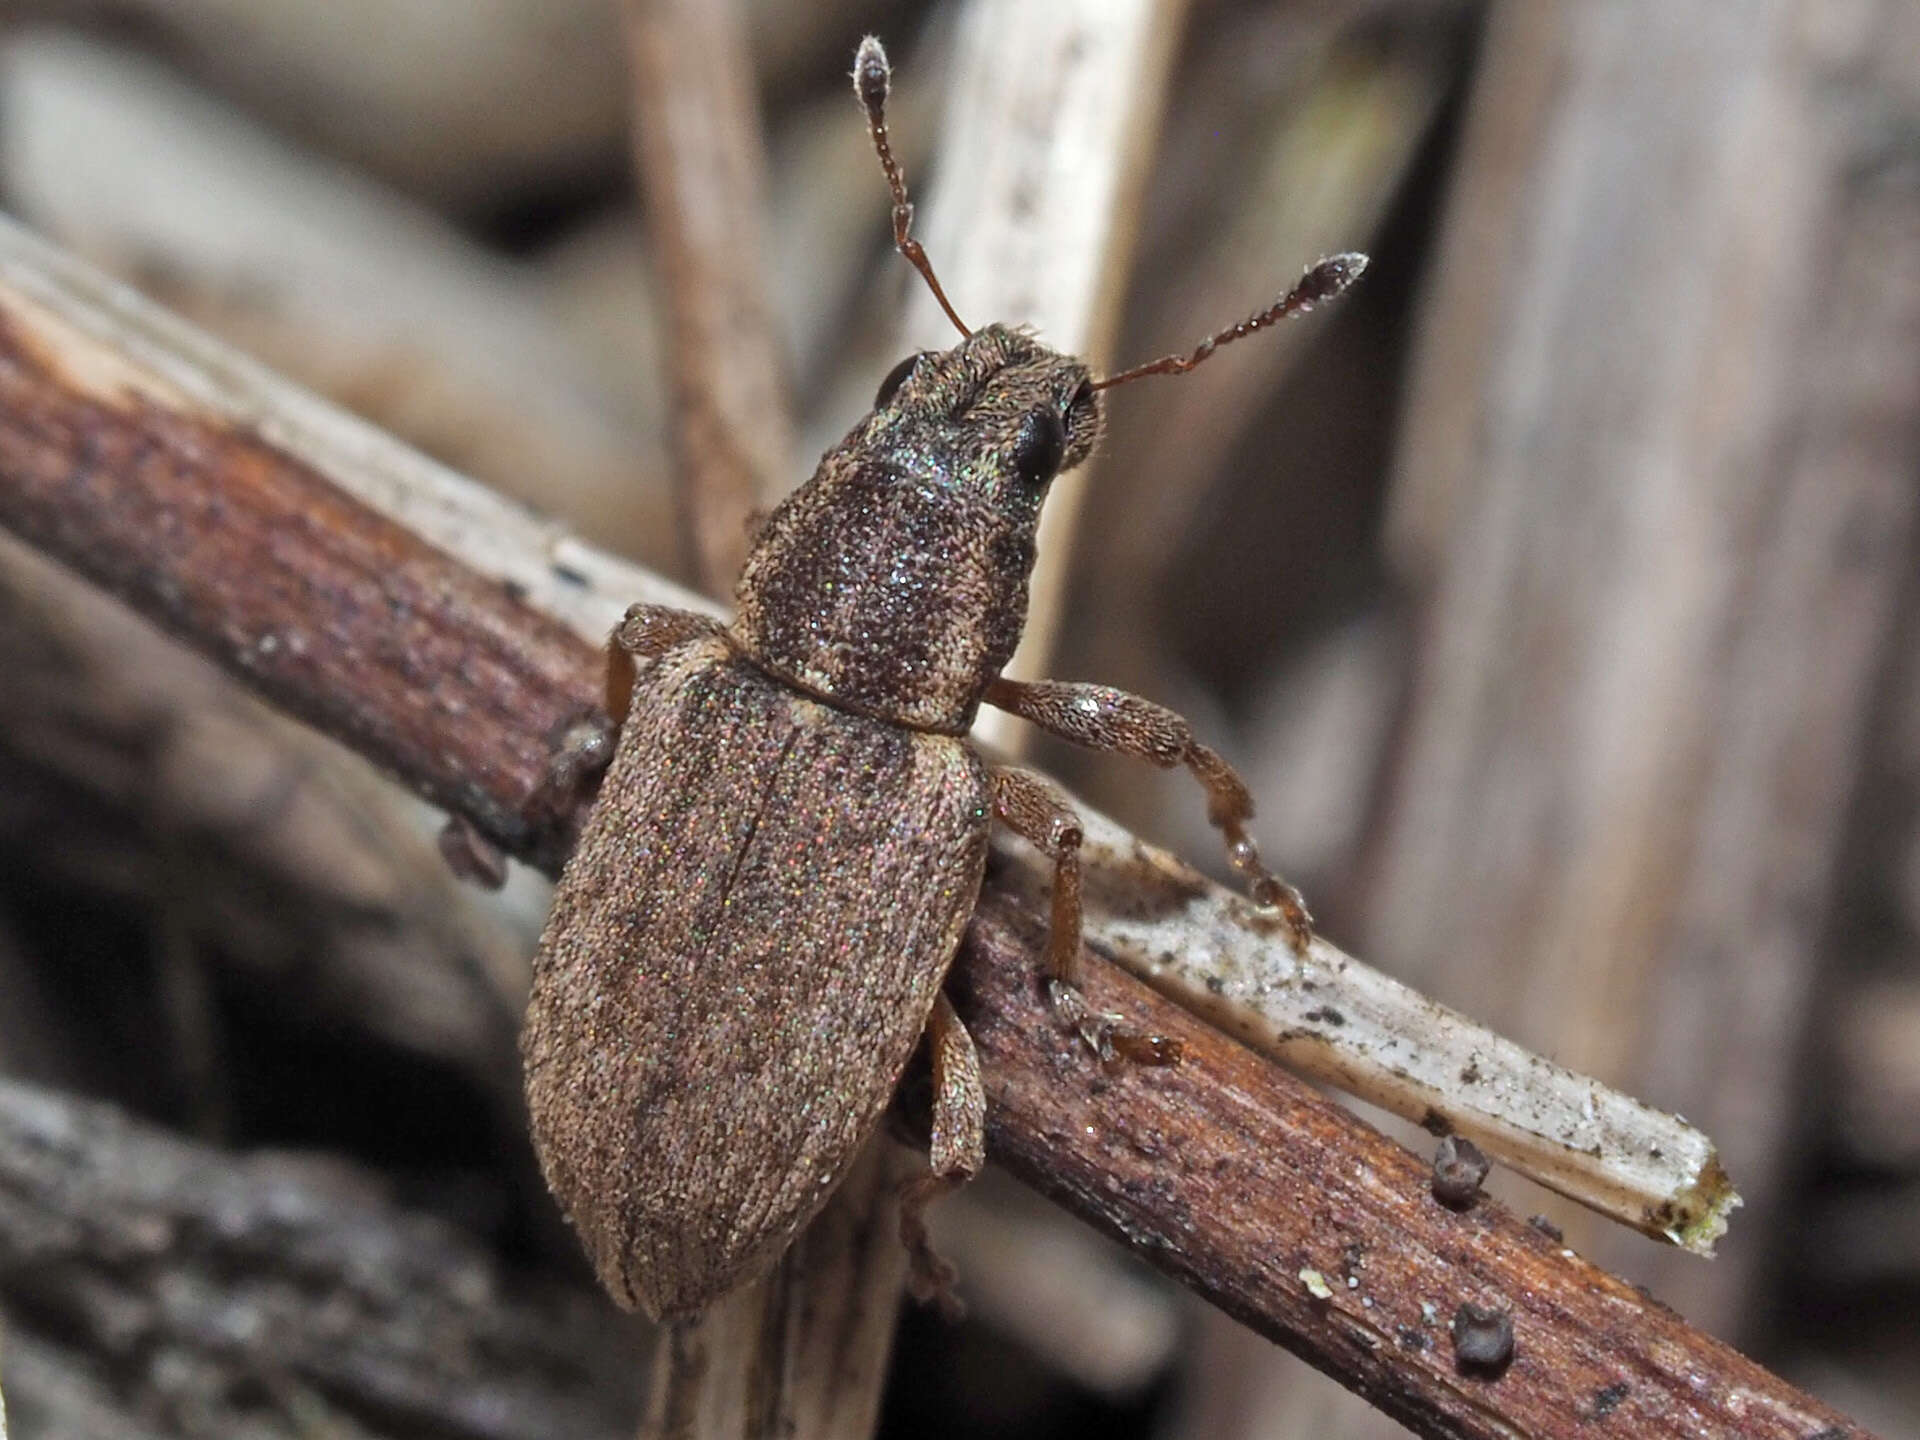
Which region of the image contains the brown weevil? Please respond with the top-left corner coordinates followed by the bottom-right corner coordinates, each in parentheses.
top-left (520, 35), bottom-right (1366, 1322)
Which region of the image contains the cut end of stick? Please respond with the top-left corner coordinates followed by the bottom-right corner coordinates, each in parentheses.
top-left (1658, 1152), bottom-right (1743, 1257)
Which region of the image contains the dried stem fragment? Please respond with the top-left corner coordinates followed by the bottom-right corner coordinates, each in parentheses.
top-left (1035, 814), bottom-right (1743, 1254)
top-left (622, 0), bottom-right (793, 594)
top-left (636, 1147), bottom-right (910, 1440)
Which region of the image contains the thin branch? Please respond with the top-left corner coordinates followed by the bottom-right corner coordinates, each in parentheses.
top-left (947, 894), bottom-right (1849, 1438)
top-left (622, 0), bottom-right (793, 594)
top-left (0, 219), bottom-right (1872, 1438)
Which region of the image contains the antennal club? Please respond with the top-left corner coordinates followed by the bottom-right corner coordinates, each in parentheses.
top-left (853, 36), bottom-right (971, 340)
top-left (1092, 252), bottom-right (1368, 391)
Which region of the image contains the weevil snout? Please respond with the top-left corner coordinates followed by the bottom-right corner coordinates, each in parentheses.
top-left (863, 327), bottom-right (1103, 493)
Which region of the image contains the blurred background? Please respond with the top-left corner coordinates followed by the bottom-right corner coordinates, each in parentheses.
top-left (1, 1), bottom-right (1917, 1436)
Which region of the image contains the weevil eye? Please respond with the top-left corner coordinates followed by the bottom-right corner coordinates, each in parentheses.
top-left (1009, 408), bottom-right (1068, 486)
top-left (873, 352), bottom-right (924, 408)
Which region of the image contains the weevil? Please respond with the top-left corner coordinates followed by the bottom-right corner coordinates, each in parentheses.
top-left (520, 35), bottom-right (1365, 1322)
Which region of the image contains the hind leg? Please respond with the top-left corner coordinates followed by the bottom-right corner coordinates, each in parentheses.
top-left (899, 992), bottom-right (985, 1317)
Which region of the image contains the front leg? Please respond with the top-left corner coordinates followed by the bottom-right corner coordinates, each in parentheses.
top-left (985, 677), bottom-right (1313, 951)
top-left (538, 605), bottom-right (721, 829)
top-left (604, 603), bottom-right (727, 724)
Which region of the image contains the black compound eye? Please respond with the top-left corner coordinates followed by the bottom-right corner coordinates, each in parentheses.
top-left (1009, 407), bottom-right (1068, 487)
top-left (874, 352), bottom-right (924, 408)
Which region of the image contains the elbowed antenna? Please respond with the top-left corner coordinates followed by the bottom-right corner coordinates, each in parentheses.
top-left (1092, 253), bottom-right (1369, 391)
top-left (854, 35), bottom-right (971, 340)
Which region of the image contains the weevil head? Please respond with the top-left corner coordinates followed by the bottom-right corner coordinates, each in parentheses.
top-left (730, 324), bottom-right (1101, 732)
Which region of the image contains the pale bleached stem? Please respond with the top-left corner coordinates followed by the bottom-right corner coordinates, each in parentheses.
top-left (640, 1147), bottom-right (913, 1440)
top-left (996, 814), bottom-right (1739, 1253)
top-left (621, 0), bottom-right (793, 596)
top-left (885, 1), bottom-right (1189, 756)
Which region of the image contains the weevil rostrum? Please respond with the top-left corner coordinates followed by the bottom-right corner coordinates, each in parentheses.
top-left (520, 35), bottom-right (1365, 1323)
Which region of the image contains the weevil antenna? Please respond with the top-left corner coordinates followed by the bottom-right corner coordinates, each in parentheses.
top-left (1091, 253), bottom-right (1368, 392)
top-left (853, 36), bottom-right (971, 340)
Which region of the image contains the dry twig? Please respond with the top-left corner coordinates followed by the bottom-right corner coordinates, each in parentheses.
top-left (621, 8), bottom-right (901, 1432)
top-left (0, 217), bottom-right (1874, 1438)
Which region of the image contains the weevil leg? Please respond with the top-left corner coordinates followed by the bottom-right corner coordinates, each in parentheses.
top-left (605, 604), bottom-right (726, 725)
top-left (438, 813), bottom-right (511, 890)
top-left (899, 992), bottom-right (985, 1318)
top-left (985, 678), bottom-right (1313, 952)
top-left (992, 767), bottom-right (1180, 1065)
top-left (519, 606), bottom-right (724, 845)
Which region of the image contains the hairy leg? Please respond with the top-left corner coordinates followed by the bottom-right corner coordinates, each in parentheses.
top-left (604, 604), bottom-right (726, 722)
top-left (899, 992), bottom-right (985, 1317)
top-left (993, 766), bottom-right (1179, 1064)
top-left (985, 677), bottom-right (1312, 950)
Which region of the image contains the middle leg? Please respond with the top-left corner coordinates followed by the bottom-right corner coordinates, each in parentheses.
top-left (993, 767), bottom-right (1178, 1065)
